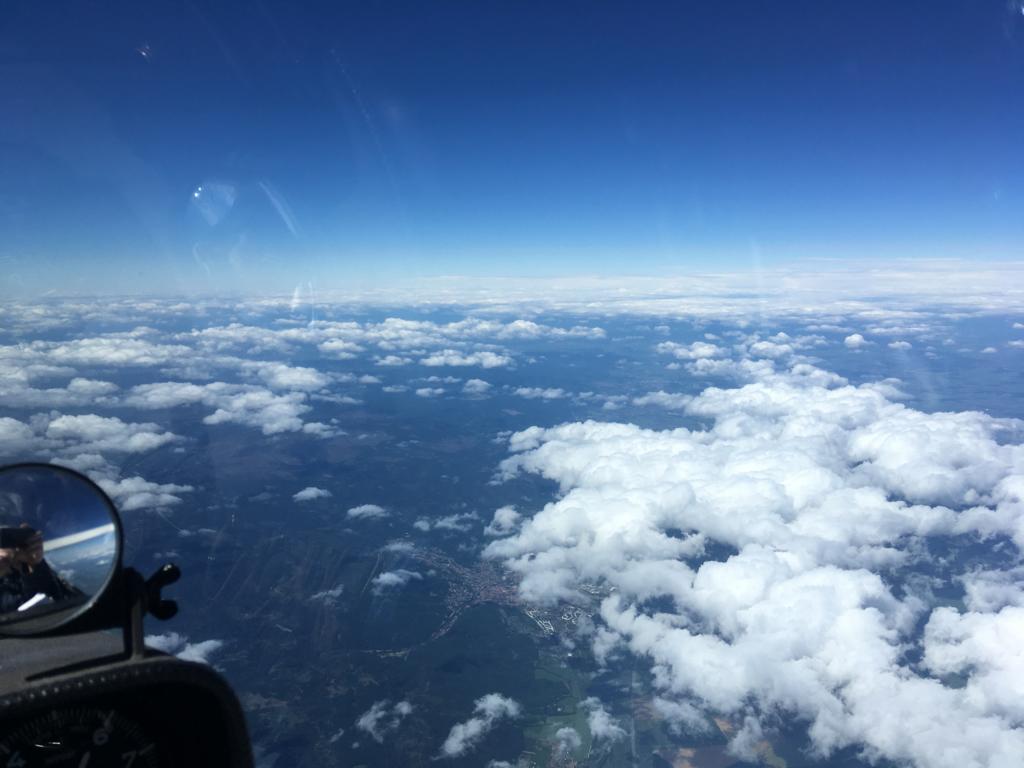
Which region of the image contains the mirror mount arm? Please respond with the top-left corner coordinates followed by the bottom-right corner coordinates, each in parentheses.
top-left (122, 563), bottom-right (181, 659)
top-left (122, 568), bottom-right (146, 659)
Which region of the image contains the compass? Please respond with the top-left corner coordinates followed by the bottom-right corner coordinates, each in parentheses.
top-left (0, 708), bottom-right (159, 768)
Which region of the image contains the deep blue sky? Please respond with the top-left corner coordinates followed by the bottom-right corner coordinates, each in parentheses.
top-left (2, 1), bottom-right (1023, 293)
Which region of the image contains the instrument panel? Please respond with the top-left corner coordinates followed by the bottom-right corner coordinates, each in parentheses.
top-left (0, 656), bottom-right (251, 768)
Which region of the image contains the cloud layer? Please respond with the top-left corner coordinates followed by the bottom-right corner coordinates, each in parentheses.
top-left (486, 358), bottom-right (1024, 767)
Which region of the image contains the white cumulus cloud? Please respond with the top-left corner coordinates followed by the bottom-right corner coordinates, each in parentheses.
top-left (309, 584), bottom-right (345, 605)
top-left (375, 355), bottom-right (413, 367)
top-left (484, 506), bottom-right (522, 537)
top-left (583, 698), bottom-right (626, 742)
top-left (145, 632), bottom-right (224, 665)
top-left (420, 350), bottom-right (513, 369)
top-left (347, 503), bottom-right (388, 519)
top-left (513, 387), bottom-right (567, 400)
top-left (656, 341), bottom-right (724, 360)
top-left (485, 359), bottom-right (1024, 768)
top-left (463, 378), bottom-right (492, 395)
top-left (293, 486), bottom-right (332, 502)
top-left (98, 476), bottom-right (194, 512)
top-left (45, 414), bottom-right (180, 454)
top-left (125, 381), bottom-right (322, 436)
top-left (372, 569), bottom-right (422, 594)
top-left (553, 726), bottom-right (581, 757)
top-left (632, 391), bottom-right (692, 410)
top-left (414, 512), bottom-right (479, 533)
top-left (439, 693), bottom-right (521, 758)
top-left (355, 700), bottom-right (413, 743)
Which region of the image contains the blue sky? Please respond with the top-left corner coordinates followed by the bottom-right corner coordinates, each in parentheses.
top-left (2, 1), bottom-right (1023, 293)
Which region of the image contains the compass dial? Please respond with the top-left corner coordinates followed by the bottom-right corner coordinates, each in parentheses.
top-left (0, 708), bottom-right (159, 768)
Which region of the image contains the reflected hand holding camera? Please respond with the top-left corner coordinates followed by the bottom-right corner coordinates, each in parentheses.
top-left (0, 524), bottom-right (44, 570)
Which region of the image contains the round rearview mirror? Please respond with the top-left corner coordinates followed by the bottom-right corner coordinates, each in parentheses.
top-left (0, 463), bottom-right (122, 636)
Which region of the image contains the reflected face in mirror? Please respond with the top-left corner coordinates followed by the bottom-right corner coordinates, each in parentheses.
top-left (0, 464), bottom-right (121, 633)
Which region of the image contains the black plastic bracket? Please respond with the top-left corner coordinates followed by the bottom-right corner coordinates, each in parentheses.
top-left (146, 563), bottom-right (181, 621)
top-left (123, 563), bottom-right (181, 659)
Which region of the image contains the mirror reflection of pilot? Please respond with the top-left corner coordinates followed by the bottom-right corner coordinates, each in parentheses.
top-left (0, 526), bottom-right (81, 614)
